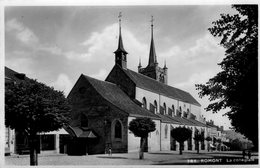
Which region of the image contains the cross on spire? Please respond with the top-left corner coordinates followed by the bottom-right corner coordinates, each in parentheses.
top-left (118, 12), bottom-right (122, 28)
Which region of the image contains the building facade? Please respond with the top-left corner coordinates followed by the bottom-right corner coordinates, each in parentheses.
top-left (5, 67), bottom-right (70, 155)
top-left (67, 18), bottom-right (211, 155)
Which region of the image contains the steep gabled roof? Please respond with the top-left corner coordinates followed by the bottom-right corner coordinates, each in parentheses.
top-left (82, 75), bottom-right (159, 119)
top-left (117, 66), bottom-right (201, 106)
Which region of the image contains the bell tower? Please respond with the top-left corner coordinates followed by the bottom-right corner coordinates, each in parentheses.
top-left (114, 12), bottom-right (128, 69)
top-left (138, 16), bottom-right (168, 84)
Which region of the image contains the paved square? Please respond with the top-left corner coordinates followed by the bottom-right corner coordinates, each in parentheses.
top-left (5, 151), bottom-right (258, 166)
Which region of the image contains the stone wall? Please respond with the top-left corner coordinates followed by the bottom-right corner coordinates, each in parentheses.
top-left (106, 65), bottom-right (136, 99)
top-left (68, 75), bottom-right (128, 154)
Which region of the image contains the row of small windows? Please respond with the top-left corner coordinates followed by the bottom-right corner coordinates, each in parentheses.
top-left (142, 97), bottom-right (191, 117)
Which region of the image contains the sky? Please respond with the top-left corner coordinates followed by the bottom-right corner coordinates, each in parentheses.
top-left (4, 5), bottom-right (238, 130)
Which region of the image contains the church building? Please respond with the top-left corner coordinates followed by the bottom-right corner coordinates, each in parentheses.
top-left (67, 15), bottom-right (209, 155)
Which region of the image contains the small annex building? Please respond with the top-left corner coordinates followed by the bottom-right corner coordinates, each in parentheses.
top-left (67, 17), bottom-right (210, 155)
top-left (5, 67), bottom-right (70, 155)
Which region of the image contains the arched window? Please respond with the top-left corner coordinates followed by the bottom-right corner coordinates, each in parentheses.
top-left (165, 124), bottom-right (168, 138)
top-left (179, 106), bottom-right (182, 116)
top-left (154, 100), bottom-right (158, 113)
top-left (114, 120), bottom-right (122, 139)
top-left (172, 105), bottom-right (175, 116)
top-left (142, 97), bottom-right (147, 109)
top-left (187, 108), bottom-right (190, 113)
top-left (163, 103), bottom-right (166, 115)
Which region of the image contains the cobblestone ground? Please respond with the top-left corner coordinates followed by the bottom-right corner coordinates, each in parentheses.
top-left (5, 151), bottom-right (259, 166)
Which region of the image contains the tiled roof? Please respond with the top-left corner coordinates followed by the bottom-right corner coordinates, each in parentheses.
top-left (120, 67), bottom-right (201, 106)
top-left (172, 116), bottom-right (197, 126)
top-left (164, 115), bottom-right (206, 127)
top-left (83, 75), bottom-right (160, 119)
top-left (186, 118), bottom-right (209, 127)
top-left (155, 114), bottom-right (180, 124)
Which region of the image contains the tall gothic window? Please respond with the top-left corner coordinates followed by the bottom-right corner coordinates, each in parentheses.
top-left (172, 105), bottom-right (175, 116)
top-left (114, 120), bottom-right (122, 139)
top-left (163, 103), bottom-right (166, 115)
top-left (142, 97), bottom-right (147, 109)
top-left (154, 100), bottom-right (158, 113)
top-left (179, 106), bottom-right (182, 116)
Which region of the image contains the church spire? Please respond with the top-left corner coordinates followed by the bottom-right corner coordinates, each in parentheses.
top-left (148, 16), bottom-right (157, 67)
top-left (114, 12), bottom-right (127, 54)
top-left (114, 12), bottom-right (128, 69)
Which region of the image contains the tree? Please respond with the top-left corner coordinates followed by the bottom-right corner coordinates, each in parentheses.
top-left (5, 78), bottom-right (71, 165)
top-left (128, 117), bottom-right (156, 159)
top-left (193, 129), bottom-right (205, 154)
top-left (195, 5), bottom-right (258, 150)
top-left (171, 127), bottom-right (192, 155)
top-left (205, 136), bottom-right (212, 141)
top-left (216, 138), bottom-right (222, 151)
top-left (205, 136), bottom-right (212, 152)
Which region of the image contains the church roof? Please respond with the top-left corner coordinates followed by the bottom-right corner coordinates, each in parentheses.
top-left (185, 118), bottom-right (209, 127)
top-left (120, 67), bottom-right (201, 106)
top-left (82, 75), bottom-right (159, 119)
top-left (168, 115), bottom-right (197, 126)
top-left (165, 115), bottom-right (207, 127)
top-left (155, 114), bottom-right (180, 124)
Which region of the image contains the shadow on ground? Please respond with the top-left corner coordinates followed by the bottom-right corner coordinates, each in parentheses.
top-left (97, 156), bottom-right (128, 159)
top-left (148, 152), bottom-right (181, 155)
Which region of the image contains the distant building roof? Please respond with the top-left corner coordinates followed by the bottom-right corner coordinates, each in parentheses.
top-left (118, 66), bottom-right (201, 106)
top-left (82, 75), bottom-right (160, 119)
top-left (5, 66), bottom-right (27, 83)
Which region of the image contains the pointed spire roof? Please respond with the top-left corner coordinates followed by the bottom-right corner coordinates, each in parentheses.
top-left (114, 12), bottom-right (128, 54)
top-left (148, 16), bottom-right (157, 67)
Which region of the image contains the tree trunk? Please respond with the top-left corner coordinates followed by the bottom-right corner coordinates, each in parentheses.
top-left (207, 141), bottom-right (210, 152)
top-left (139, 137), bottom-right (146, 159)
top-left (197, 141), bottom-right (200, 154)
top-left (179, 142), bottom-right (183, 155)
top-left (29, 134), bottom-right (38, 166)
